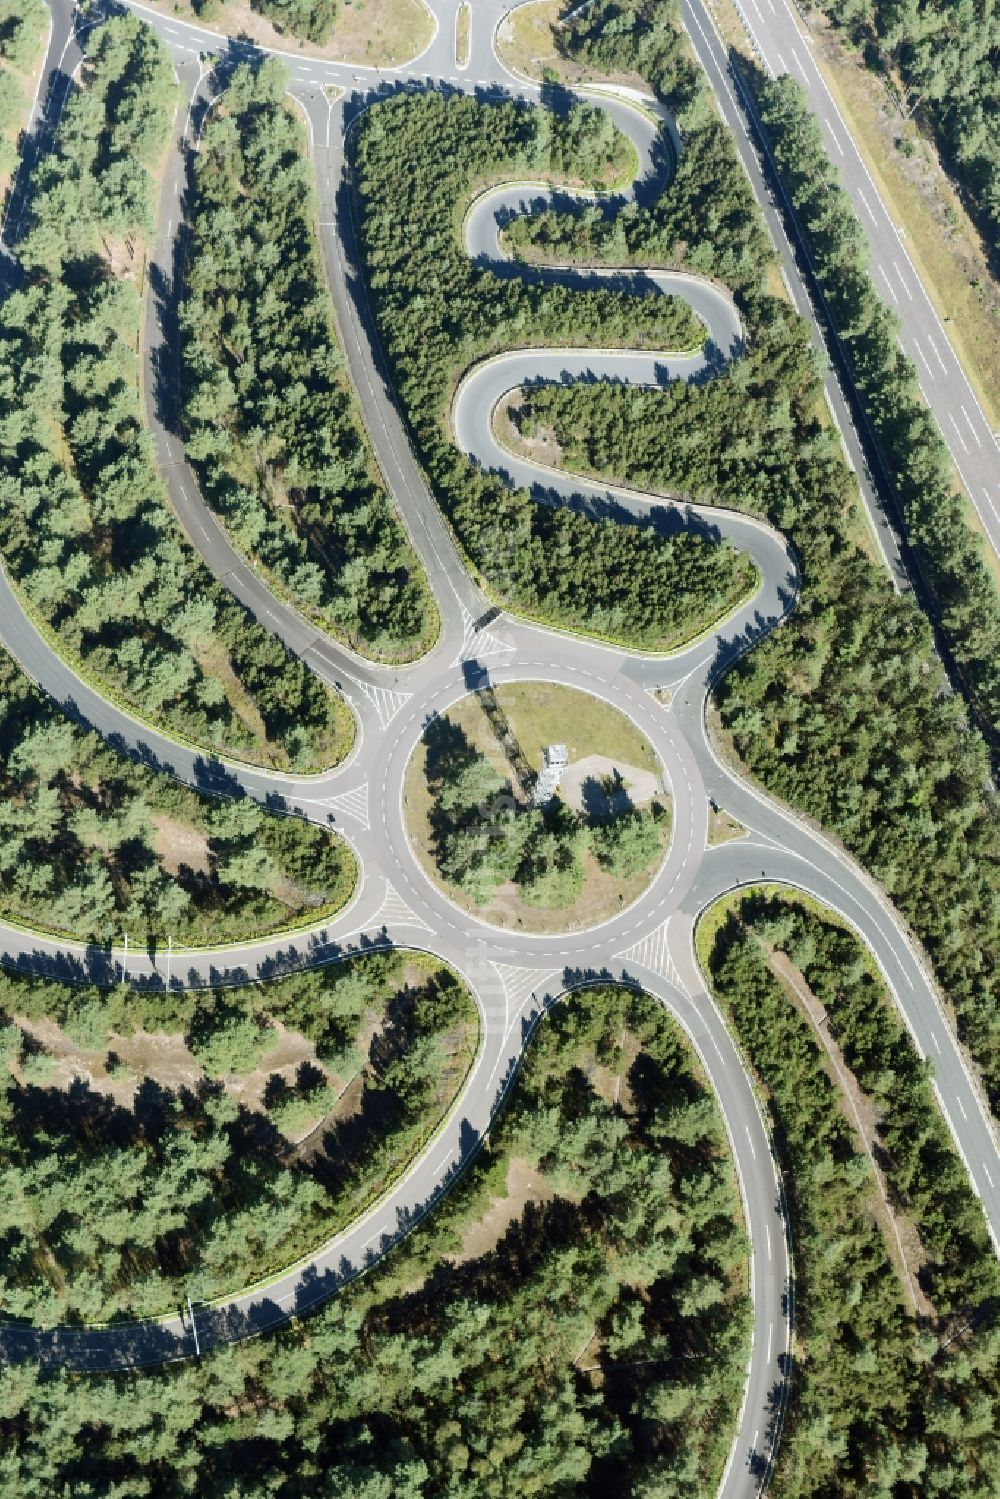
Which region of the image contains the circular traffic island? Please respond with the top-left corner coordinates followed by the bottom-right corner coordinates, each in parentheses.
top-left (404, 682), bottom-right (671, 933)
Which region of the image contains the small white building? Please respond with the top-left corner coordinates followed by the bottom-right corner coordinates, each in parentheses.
top-left (532, 744), bottom-right (569, 806)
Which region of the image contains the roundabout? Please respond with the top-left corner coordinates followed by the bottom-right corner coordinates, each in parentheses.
top-left (0, 3), bottom-right (997, 1495)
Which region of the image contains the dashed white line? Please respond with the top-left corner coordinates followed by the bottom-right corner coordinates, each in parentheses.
top-left (893, 260), bottom-right (913, 299)
top-left (948, 413), bottom-right (970, 454)
top-left (745, 1125), bottom-right (757, 1161)
top-left (857, 187), bottom-right (878, 225)
top-left (984, 1165), bottom-right (996, 1191)
top-left (765, 1222), bottom-right (771, 1261)
top-left (361, 1225), bottom-right (388, 1249)
top-left (925, 333), bottom-right (949, 375)
top-left (878, 265), bottom-right (897, 305)
top-left (930, 1031), bottom-right (941, 1054)
top-left (960, 405), bottom-right (983, 447)
top-left (913, 341), bottom-right (934, 381)
top-left (957, 1098), bottom-right (968, 1121)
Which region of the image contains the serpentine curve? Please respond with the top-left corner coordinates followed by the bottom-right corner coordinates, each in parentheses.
top-left (1, 7), bottom-right (998, 1497)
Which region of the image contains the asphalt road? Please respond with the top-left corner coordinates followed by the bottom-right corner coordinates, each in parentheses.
top-left (1, 5), bottom-right (997, 1494)
top-left (723, 0), bottom-right (1000, 555)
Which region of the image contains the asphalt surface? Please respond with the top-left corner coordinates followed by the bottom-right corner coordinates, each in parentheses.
top-left (724, 0), bottom-right (1000, 555)
top-left (0, 4), bottom-right (997, 1494)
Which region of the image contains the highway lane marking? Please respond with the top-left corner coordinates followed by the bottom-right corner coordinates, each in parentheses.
top-left (434, 1149), bottom-right (454, 1173)
top-left (745, 1125), bottom-right (757, 1161)
top-left (767, 1324), bottom-right (772, 1362)
top-left (877, 265), bottom-right (897, 305)
top-left (774, 48), bottom-right (788, 71)
top-left (857, 187), bottom-right (878, 225)
top-left (961, 404), bottom-right (983, 446)
top-left (957, 1098), bottom-right (968, 1121)
top-left (913, 340), bottom-right (934, 381)
top-left (930, 1031), bottom-right (941, 1054)
top-left (925, 332), bottom-right (950, 375)
top-left (892, 260), bottom-right (913, 300)
top-left (826, 120), bottom-right (844, 156)
top-left (765, 1223), bottom-right (771, 1260)
top-left (790, 45), bottom-right (808, 76)
top-left (361, 1224), bottom-right (389, 1249)
top-left (985, 1165), bottom-right (996, 1190)
top-left (949, 413), bottom-right (970, 454)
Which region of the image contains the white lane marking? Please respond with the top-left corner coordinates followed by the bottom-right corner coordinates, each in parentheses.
top-left (949, 413), bottom-right (970, 453)
top-left (930, 1031), bottom-right (941, 1054)
top-left (925, 333), bottom-right (949, 375)
top-left (774, 49), bottom-right (788, 72)
top-left (913, 341), bottom-right (934, 381)
top-left (790, 45), bottom-right (808, 75)
top-left (858, 187), bottom-right (878, 225)
top-left (826, 121), bottom-right (844, 156)
top-left (893, 260), bottom-right (913, 299)
top-left (766, 1223), bottom-right (772, 1261)
top-left (957, 1098), bottom-right (968, 1121)
top-left (745, 1125), bottom-right (757, 1161)
top-left (434, 1149), bottom-right (454, 1173)
top-left (984, 1164), bottom-right (996, 1190)
top-left (767, 1323), bottom-right (773, 1362)
top-left (878, 265), bottom-right (898, 305)
top-left (361, 1224), bottom-right (389, 1249)
top-left (961, 405), bottom-right (983, 446)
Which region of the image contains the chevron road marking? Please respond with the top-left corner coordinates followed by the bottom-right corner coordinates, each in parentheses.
top-left (373, 880), bottom-right (431, 931)
top-left (615, 917), bottom-right (690, 996)
top-left (358, 682), bottom-right (413, 729)
top-left (320, 782), bottom-right (369, 830)
top-left (490, 961), bottom-right (562, 1038)
top-left (454, 603), bottom-right (515, 665)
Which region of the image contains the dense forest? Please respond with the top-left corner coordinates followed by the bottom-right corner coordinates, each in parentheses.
top-left (753, 72), bottom-right (1000, 737)
top-left (702, 891), bottom-right (1000, 1494)
top-left (183, 62), bottom-right (437, 663)
top-left (1, 16), bottom-right (351, 770)
top-left (814, 0), bottom-right (999, 257)
top-left (424, 714), bottom-right (667, 907)
top-left (0, 641), bottom-right (354, 945)
top-left (353, 89), bottom-right (758, 651)
top-left (0, 952), bottom-right (475, 1319)
top-left (503, 0), bottom-right (999, 1110)
top-left (0, 983), bottom-right (749, 1494)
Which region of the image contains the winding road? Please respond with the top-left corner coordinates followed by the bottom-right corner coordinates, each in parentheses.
top-left (1, 2), bottom-right (997, 1494)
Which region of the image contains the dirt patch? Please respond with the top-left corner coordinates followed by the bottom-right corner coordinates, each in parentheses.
top-left (449, 1156), bottom-right (556, 1263)
top-left (494, 391), bottom-right (566, 469)
top-left (138, 0), bottom-right (433, 66)
top-left (767, 949), bottom-right (934, 1316)
top-left (707, 805), bottom-right (747, 846)
top-left (590, 1028), bottom-right (641, 1113)
top-left (559, 754), bottom-right (662, 816)
top-left (152, 813), bottom-right (212, 877)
